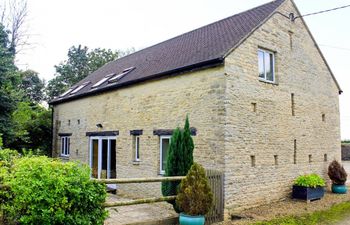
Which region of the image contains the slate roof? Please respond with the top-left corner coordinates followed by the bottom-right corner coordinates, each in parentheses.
top-left (50, 0), bottom-right (287, 104)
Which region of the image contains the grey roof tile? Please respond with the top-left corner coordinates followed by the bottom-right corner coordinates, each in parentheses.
top-left (50, 0), bottom-right (285, 104)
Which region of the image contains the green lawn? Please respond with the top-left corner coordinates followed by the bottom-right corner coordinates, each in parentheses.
top-left (253, 201), bottom-right (350, 225)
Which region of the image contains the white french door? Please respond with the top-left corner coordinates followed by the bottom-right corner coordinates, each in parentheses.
top-left (89, 136), bottom-right (116, 180)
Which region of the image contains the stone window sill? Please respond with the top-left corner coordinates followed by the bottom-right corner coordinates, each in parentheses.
top-left (60, 155), bottom-right (69, 160)
top-left (259, 78), bottom-right (278, 85)
top-left (132, 160), bottom-right (140, 165)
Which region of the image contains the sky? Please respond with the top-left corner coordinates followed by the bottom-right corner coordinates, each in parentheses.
top-left (14, 0), bottom-right (350, 140)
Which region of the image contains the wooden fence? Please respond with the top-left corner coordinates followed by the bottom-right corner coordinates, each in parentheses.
top-left (96, 169), bottom-right (224, 224)
top-left (205, 170), bottom-right (224, 224)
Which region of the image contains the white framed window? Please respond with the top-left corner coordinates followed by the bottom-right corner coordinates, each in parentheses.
top-left (60, 136), bottom-right (70, 157)
top-left (258, 48), bottom-right (275, 83)
top-left (91, 73), bottom-right (115, 88)
top-left (134, 135), bottom-right (140, 161)
top-left (70, 81), bottom-right (90, 95)
top-left (159, 135), bottom-right (171, 174)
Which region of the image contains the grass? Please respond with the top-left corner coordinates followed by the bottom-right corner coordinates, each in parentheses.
top-left (252, 201), bottom-right (350, 225)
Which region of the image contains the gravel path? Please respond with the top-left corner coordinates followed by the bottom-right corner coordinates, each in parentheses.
top-left (337, 217), bottom-right (350, 225)
top-left (216, 189), bottom-right (350, 225)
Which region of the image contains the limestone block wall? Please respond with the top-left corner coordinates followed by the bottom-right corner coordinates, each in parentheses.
top-left (223, 0), bottom-right (341, 211)
top-left (52, 66), bottom-right (226, 198)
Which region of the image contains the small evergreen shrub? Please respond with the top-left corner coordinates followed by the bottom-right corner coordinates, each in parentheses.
top-left (176, 163), bottom-right (213, 216)
top-left (328, 160), bottom-right (347, 185)
top-left (294, 174), bottom-right (325, 188)
top-left (1, 156), bottom-right (108, 225)
top-left (162, 116), bottom-right (194, 212)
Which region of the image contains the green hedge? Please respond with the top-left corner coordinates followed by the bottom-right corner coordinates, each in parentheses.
top-left (0, 155), bottom-right (108, 225)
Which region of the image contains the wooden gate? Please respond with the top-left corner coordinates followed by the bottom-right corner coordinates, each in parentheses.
top-left (205, 169), bottom-right (224, 224)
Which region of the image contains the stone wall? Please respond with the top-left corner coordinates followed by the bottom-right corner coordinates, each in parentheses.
top-left (52, 66), bottom-right (227, 197)
top-left (223, 0), bottom-right (340, 212)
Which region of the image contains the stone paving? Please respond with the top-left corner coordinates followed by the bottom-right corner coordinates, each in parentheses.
top-left (104, 194), bottom-right (178, 225)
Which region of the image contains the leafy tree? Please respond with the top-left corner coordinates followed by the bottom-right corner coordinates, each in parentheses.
top-left (0, 23), bottom-right (20, 147)
top-left (0, 18), bottom-right (50, 152)
top-left (0, 134), bottom-right (3, 149)
top-left (19, 70), bottom-right (45, 103)
top-left (162, 116), bottom-right (194, 211)
top-left (7, 102), bottom-right (51, 155)
top-left (46, 45), bottom-right (132, 99)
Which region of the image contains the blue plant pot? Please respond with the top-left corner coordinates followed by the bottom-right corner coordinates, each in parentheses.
top-left (292, 185), bottom-right (325, 201)
top-left (179, 213), bottom-right (205, 225)
top-left (332, 184), bottom-right (347, 194)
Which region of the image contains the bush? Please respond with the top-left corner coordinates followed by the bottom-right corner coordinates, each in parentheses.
top-left (1, 156), bottom-right (108, 225)
top-left (294, 174), bottom-right (325, 188)
top-left (0, 149), bottom-right (19, 179)
top-left (328, 160), bottom-right (347, 185)
top-left (176, 163), bottom-right (213, 216)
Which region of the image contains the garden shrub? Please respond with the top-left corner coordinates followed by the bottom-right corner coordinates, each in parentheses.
top-left (294, 174), bottom-right (325, 188)
top-left (328, 160), bottom-right (347, 185)
top-left (176, 162), bottom-right (213, 215)
top-left (0, 149), bottom-right (19, 181)
top-left (1, 156), bottom-right (108, 225)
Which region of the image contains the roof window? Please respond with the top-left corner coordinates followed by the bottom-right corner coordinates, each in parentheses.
top-left (108, 67), bottom-right (135, 83)
top-left (70, 81), bottom-right (90, 95)
top-left (59, 88), bottom-right (74, 97)
top-left (91, 73), bottom-right (115, 88)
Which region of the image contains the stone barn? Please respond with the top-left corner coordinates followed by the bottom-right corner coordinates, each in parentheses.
top-left (50, 0), bottom-right (341, 213)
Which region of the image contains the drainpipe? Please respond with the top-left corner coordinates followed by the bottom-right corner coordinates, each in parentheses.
top-left (50, 106), bottom-right (54, 158)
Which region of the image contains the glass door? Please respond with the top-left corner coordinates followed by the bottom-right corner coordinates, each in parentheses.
top-left (89, 137), bottom-right (117, 180)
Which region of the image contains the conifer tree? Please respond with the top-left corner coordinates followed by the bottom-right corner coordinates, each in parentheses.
top-left (161, 116), bottom-right (194, 211)
top-left (182, 115), bottom-right (194, 173)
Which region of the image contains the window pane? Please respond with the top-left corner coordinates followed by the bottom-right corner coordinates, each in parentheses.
top-left (110, 140), bottom-right (116, 179)
top-left (102, 139), bottom-right (108, 171)
top-left (61, 138), bottom-right (65, 155)
top-left (67, 138), bottom-right (70, 155)
top-left (135, 136), bottom-right (140, 160)
top-left (92, 140), bottom-right (99, 178)
top-left (161, 138), bottom-right (170, 171)
top-left (258, 51), bottom-right (265, 79)
top-left (266, 53), bottom-right (274, 81)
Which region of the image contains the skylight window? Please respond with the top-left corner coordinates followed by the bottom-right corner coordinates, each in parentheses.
top-left (59, 88), bottom-right (74, 97)
top-left (91, 74), bottom-right (115, 88)
top-left (123, 67), bottom-right (135, 73)
top-left (108, 67), bottom-right (135, 83)
top-left (70, 81), bottom-right (90, 95)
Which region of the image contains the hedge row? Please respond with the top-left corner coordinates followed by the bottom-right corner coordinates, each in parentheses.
top-left (0, 150), bottom-right (108, 225)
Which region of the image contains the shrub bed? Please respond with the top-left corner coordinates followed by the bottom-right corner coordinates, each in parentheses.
top-left (0, 155), bottom-right (107, 225)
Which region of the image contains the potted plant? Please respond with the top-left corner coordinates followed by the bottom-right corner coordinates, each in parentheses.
top-left (328, 160), bottom-right (348, 194)
top-left (176, 163), bottom-right (213, 225)
top-left (292, 174), bottom-right (325, 201)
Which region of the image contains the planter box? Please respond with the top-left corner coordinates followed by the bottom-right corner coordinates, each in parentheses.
top-left (292, 185), bottom-right (324, 201)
